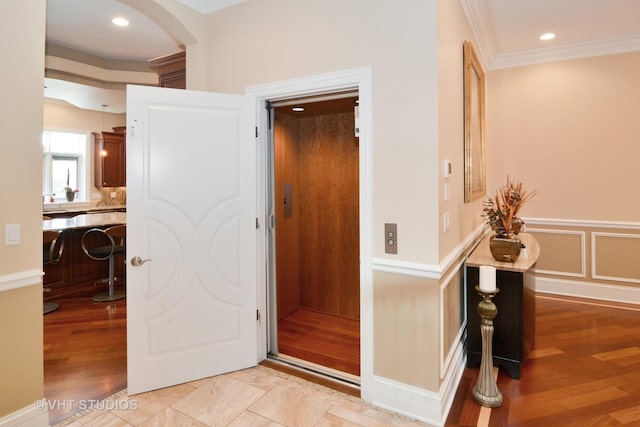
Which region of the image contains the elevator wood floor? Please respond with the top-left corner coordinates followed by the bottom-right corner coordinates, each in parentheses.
top-left (446, 295), bottom-right (640, 426)
top-left (43, 295), bottom-right (127, 424)
top-left (277, 309), bottom-right (360, 377)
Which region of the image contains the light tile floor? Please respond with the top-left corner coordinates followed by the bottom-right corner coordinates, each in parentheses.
top-left (54, 365), bottom-right (432, 426)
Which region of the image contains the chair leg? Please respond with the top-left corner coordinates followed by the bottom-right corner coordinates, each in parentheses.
top-left (93, 256), bottom-right (126, 302)
top-left (43, 302), bottom-right (59, 314)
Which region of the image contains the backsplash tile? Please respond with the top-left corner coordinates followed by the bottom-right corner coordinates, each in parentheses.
top-left (97, 187), bottom-right (126, 206)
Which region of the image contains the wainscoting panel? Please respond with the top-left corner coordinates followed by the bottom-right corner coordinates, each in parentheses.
top-left (527, 228), bottom-right (585, 277)
top-left (526, 218), bottom-right (640, 303)
top-left (439, 263), bottom-right (465, 380)
top-left (592, 232), bottom-right (640, 284)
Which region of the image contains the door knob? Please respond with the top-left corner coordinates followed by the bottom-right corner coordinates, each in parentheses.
top-left (130, 256), bottom-right (153, 266)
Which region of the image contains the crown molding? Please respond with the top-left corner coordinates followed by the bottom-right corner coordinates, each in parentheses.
top-left (46, 44), bottom-right (153, 73)
top-left (45, 56), bottom-right (157, 86)
top-left (459, 0), bottom-right (496, 70)
top-left (489, 34), bottom-right (640, 69)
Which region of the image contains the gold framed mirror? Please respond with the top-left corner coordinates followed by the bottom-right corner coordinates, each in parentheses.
top-left (463, 41), bottom-right (486, 202)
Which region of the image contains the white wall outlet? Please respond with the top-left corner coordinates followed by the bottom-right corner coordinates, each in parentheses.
top-left (444, 183), bottom-right (449, 201)
top-left (443, 212), bottom-right (450, 232)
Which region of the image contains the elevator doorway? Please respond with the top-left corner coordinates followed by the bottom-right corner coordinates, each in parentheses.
top-left (268, 92), bottom-right (360, 383)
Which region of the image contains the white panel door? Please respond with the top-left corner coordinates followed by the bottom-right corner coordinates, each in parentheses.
top-left (126, 85), bottom-right (257, 394)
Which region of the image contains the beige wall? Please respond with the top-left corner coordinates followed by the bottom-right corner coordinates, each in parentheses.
top-left (374, 272), bottom-right (441, 391)
top-left (373, 265), bottom-right (466, 392)
top-left (0, 287), bottom-right (44, 415)
top-left (487, 52), bottom-right (640, 221)
top-left (437, 0), bottom-right (487, 257)
top-left (0, 0), bottom-right (47, 418)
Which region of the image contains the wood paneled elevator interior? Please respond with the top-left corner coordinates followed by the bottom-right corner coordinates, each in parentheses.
top-left (271, 95), bottom-right (361, 378)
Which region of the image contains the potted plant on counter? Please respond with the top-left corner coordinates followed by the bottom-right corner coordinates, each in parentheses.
top-left (482, 177), bottom-right (536, 262)
top-left (64, 186), bottom-right (79, 202)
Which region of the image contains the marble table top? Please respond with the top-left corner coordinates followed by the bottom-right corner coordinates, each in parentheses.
top-left (466, 232), bottom-right (539, 272)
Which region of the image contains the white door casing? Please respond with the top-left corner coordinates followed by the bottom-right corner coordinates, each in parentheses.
top-left (248, 66), bottom-right (373, 399)
top-left (126, 85), bottom-right (257, 394)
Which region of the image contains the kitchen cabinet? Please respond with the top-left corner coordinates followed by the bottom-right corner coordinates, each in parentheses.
top-left (93, 128), bottom-right (126, 187)
top-left (43, 227), bottom-right (111, 299)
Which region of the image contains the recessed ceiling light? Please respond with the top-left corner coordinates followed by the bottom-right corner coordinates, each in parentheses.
top-left (539, 33), bottom-right (556, 41)
top-left (292, 107), bottom-right (305, 112)
top-left (112, 17), bottom-right (129, 27)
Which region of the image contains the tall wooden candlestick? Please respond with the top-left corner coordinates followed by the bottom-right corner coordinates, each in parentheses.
top-left (472, 285), bottom-right (503, 408)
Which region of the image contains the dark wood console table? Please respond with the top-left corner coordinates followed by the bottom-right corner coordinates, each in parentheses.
top-left (465, 232), bottom-right (539, 379)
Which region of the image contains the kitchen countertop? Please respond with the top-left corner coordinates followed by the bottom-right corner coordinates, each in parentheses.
top-left (43, 204), bottom-right (126, 215)
top-left (43, 212), bottom-right (126, 231)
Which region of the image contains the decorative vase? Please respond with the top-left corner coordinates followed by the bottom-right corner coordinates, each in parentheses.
top-left (511, 217), bottom-right (524, 235)
top-left (66, 191), bottom-right (75, 202)
top-left (489, 234), bottom-right (521, 263)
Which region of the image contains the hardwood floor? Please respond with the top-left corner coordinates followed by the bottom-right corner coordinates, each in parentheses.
top-left (277, 308), bottom-right (360, 377)
top-left (446, 295), bottom-right (640, 426)
top-left (43, 293), bottom-right (640, 426)
top-left (43, 290), bottom-right (127, 425)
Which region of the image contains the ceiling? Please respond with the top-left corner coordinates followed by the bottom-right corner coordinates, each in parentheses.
top-left (44, 0), bottom-right (640, 111)
top-left (46, 0), bottom-right (182, 62)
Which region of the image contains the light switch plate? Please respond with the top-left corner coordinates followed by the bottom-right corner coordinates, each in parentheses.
top-left (5, 224), bottom-right (20, 246)
top-left (443, 159), bottom-right (452, 178)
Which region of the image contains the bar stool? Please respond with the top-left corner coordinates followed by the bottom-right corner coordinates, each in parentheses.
top-left (43, 229), bottom-right (64, 314)
top-left (81, 225), bottom-right (126, 302)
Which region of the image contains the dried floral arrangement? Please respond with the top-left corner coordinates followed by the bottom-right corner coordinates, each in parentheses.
top-left (483, 177), bottom-right (536, 235)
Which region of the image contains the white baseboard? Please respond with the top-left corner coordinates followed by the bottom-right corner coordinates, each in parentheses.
top-left (368, 339), bottom-right (466, 427)
top-left (535, 276), bottom-right (640, 305)
top-left (369, 375), bottom-right (443, 426)
top-left (0, 401), bottom-right (49, 427)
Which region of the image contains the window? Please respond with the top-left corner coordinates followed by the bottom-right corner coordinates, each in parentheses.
top-left (42, 131), bottom-right (88, 203)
